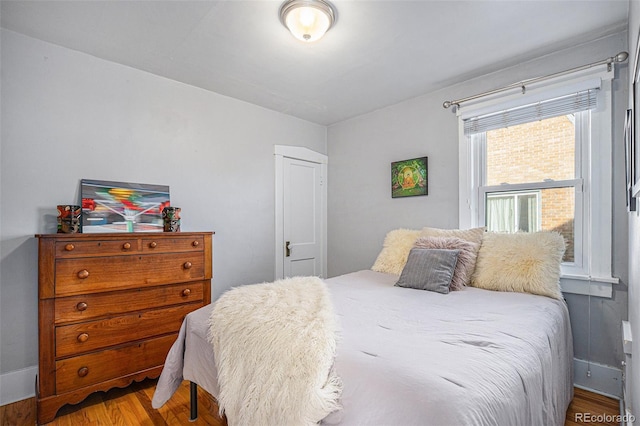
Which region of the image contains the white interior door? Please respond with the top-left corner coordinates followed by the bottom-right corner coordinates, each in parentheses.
top-left (283, 157), bottom-right (322, 277)
top-left (275, 146), bottom-right (327, 280)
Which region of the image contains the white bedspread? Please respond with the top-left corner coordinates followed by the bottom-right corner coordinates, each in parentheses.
top-left (152, 270), bottom-right (573, 426)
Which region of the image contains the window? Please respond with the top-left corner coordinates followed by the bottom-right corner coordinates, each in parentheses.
top-left (457, 65), bottom-right (617, 293)
top-left (476, 113), bottom-right (583, 263)
top-left (486, 191), bottom-right (541, 234)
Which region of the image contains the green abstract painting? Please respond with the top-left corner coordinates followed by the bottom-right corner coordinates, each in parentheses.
top-left (391, 157), bottom-right (428, 198)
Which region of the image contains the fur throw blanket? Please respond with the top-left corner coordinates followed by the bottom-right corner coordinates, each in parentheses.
top-left (207, 276), bottom-right (342, 426)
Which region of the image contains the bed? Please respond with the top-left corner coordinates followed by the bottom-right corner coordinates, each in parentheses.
top-left (152, 268), bottom-right (574, 425)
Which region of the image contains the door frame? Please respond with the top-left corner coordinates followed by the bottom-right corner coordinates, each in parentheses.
top-left (274, 145), bottom-right (328, 280)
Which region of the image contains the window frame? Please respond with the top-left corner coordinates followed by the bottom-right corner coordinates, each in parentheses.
top-left (457, 65), bottom-right (617, 296)
top-left (474, 112), bottom-right (587, 272)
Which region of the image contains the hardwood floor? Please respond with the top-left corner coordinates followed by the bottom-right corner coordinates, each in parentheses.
top-left (0, 379), bottom-right (225, 426)
top-left (565, 387), bottom-right (622, 426)
top-left (0, 380), bottom-right (622, 425)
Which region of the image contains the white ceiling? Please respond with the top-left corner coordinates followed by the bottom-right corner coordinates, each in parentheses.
top-left (0, 0), bottom-right (629, 125)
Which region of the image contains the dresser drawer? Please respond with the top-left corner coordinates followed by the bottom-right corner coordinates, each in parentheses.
top-left (55, 334), bottom-right (176, 393)
top-left (54, 239), bottom-right (141, 258)
top-left (55, 253), bottom-right (205, 296)
top-left (55, 303), bottom-right (198, 358)
top-left (54, 282), bottom-right (205, 323)
top-left (141, 236), bottom-right (204, 253)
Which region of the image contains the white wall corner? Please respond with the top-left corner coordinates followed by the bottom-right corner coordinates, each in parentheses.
top-left (0, 366), bottom-right (37, 406)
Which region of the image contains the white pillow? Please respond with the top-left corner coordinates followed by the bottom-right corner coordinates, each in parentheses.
top-left (471, 231), bottom-right (566, 299)
top-left (371, 229), bottom-right (421, 275)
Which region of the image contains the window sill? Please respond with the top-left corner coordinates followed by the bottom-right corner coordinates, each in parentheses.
top-left (560, 274), bottom-right (618, 298)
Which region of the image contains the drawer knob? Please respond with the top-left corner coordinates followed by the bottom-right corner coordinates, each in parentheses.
top-left (77, 367), bottom-right (89, 378)
top-left (149, 241), bottom-right (157, 248)
top-left (183, 261), bottom-right (192, 270)
top-left (122, 242), bottom-right (131, 250)
top-left (182, 288), bottom-right (191, 297)
top-left (76, 302), bottom-right (88, 311)
top-left (77, 333), bottom-right (89, 343)
top-left (64, 244), bottom-right (75, 251)
top-left (77, 270), bottom-right (90, 279)
top-left (192, 241), bottom-right (199, 247)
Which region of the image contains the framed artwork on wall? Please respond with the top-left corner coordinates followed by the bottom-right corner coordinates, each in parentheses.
top-left (625, 109), bottom-right (636, 211)
top-left (391, 156), bottom-right (428, 198)
top-left (81, 179), bottom-right (171, 233)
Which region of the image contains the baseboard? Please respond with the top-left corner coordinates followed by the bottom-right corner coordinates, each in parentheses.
top-left (0, 366), bottom-right (37, 406)
top-left (574, 358), bottom-right (622, 399)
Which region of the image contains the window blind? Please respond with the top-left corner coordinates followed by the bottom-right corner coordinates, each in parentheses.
top-left (463, 89), bottom-right (597, 136)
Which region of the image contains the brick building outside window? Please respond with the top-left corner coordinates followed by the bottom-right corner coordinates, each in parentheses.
top-left (484, 114), bottom-right (576, 262)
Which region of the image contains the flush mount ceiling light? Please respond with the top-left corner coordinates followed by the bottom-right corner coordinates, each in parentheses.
top-left (279, 0), bottom-right (336, 42)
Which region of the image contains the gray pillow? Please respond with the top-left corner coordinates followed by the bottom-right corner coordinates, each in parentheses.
top-left (395, 248), bottom-right (460, 294)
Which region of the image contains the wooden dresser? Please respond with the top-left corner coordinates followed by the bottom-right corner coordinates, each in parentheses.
top-left (35, 232), bottom-right (213, 424)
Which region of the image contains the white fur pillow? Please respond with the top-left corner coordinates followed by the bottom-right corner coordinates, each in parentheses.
top-left (471, 231), bottom-right (566, 299)
top-left (413, 236), bottom-right (480, 290)
top-left (371, 229), bottom-right (421, 275)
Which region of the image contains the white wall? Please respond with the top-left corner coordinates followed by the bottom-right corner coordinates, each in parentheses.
top-left (0, 29), bottom-right (326, 404)
top-left (627, 0), bottom-right (640, 418)
top-left (327, 32), bottom-right (629, 386)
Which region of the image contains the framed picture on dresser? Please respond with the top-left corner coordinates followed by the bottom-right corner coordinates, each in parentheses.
top-left (81, 179), bottom-right (170, 232)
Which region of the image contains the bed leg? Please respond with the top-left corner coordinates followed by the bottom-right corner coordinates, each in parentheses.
top-left (189, 381), bottom-right (198, 421)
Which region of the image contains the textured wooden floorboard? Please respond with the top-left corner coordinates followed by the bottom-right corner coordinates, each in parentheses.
top-left (565, 387), bottom-right (621, 426)
top-left (0, 380), bottom-right (621, 425)
top-left (0, 379), bottom-right (225, 426)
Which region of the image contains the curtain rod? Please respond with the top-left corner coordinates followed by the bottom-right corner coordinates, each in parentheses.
top-left (442, 51), bottom-right (629, 110)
